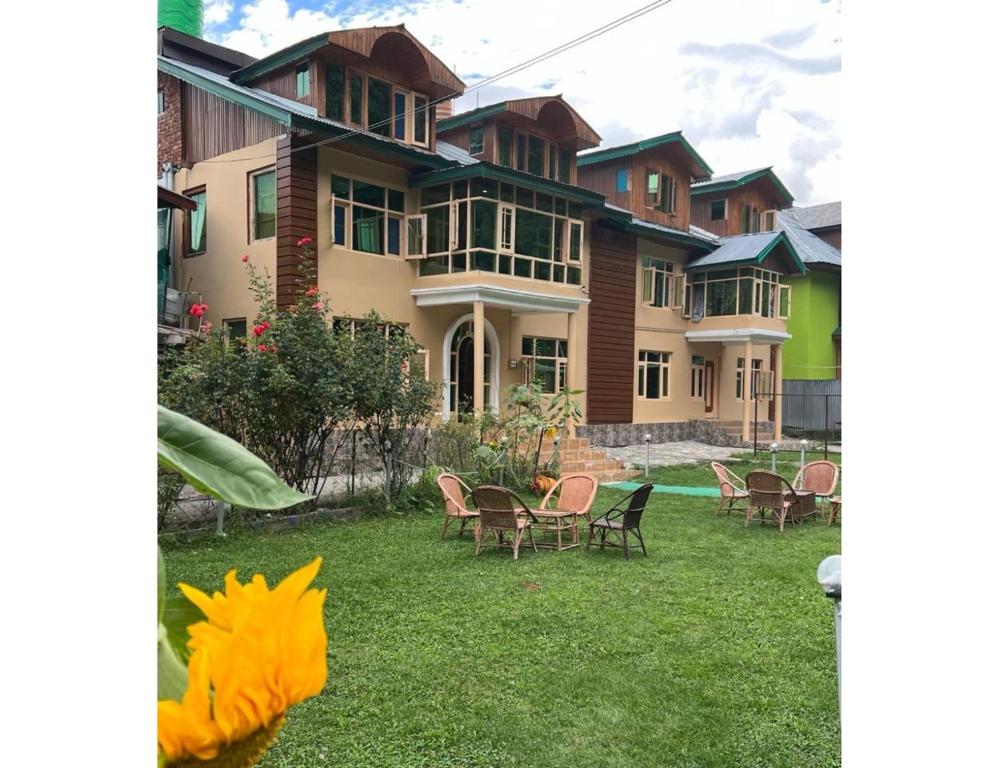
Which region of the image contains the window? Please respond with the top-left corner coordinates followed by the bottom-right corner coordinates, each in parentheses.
top-left (418, 181), bottom-right (584, 285)
top-left (223, 318), bottom-right (247, 343)
top-left (646, 169), bottom-right (660, 207)
top-left (710, 199), bottom-right (726, 221)
top-left (521, 337), bottom-right (568, 394)
top-left (527, 135), bottom-right (545, 176)
top-left (616, 168), bottom-right (630, 193)
top-left (548, 145), bottom-right (557, 180)
top-left (251, 171), bottom-right (276, 240)
top-left (686, 267), bottom-right (783, 317)
top-left (638, 350), bottom-right (670, 399)
top-left (763, 209), bottom-right (777, 232)
top-left (498, 124), bottom-right (513, 167)
top-left (659, 174), bottom-right (678, 214)
top-left (185, 188), bottom-right (206, 255)
top-left (640, 256), bottom-right (674, 308)
top-left (735, 357), bottom-right (764, 401)
top-left (691, 355), bottom-right (705, 398)
top-left (752, 209), bottom-right (762, 233)
top-left (157, 90), bottom-right (165, 115)
top-left (367, 77), bottom-right (391, 137)
top-left (295, 64), bottom-right (310, 98)
top-left (325, 64), bottom-right (344, 120)
top-left (329, 174), bottom-right (406, 256)
top-left (349, 73), bottom-right (363, 124)
top-left (516, 134), bottom-right (527, 171)
top-left (414, 95), bottom-right (429, 146)
top-left (558, 147), bottom-right (572, 184)
top-left (469, 125), bottom-right (484, 155)
top-left (393, 90), bottom-right (407, 140)
top-left (741, 205), bottom-right (751, 233)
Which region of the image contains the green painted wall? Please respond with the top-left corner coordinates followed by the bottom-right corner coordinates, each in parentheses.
top-left (159, 0), bottom-right (203, 38)
top-left (783, 270), bottom-right (840, 380)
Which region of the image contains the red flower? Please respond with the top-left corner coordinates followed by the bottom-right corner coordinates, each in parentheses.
top-left (312, 301), bottom-right (324, 312)
top-left (297, 236), bottom-right (314, 247)
top-left (201, 321), bottom-right (212, 333)
top-left (258, 344), bottom-right (267, 352)
top-left (188, 303), bottom-right (207, 318)
top-left (262, 320), bottom-right (270, 330)
top-left (305, 286), bottom-right (318, 297)
top-left (268, 344), bottom-right (277, 353)
top-left (253, 324), bottom-right (265, 337)
top-left (241, 254), bottom-right (249, 263)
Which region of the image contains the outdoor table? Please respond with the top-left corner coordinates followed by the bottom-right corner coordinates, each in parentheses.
top-left (526, 508), bottom-right (581, 551)
top-left (785, 490), bottom-right (817, 522)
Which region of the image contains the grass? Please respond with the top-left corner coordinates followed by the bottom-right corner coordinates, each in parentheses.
top-left (162, 487), bottom-right (841, 768)
top-left (641, 450), bottom-right (842, 495)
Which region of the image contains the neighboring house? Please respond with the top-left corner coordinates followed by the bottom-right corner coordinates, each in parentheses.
top-left (156, 21), bottom-right (830, 451)
top-left (690, 167), bottom-right (795, 236)
top-left (778, 203), bottom-right (842, 381)
top-left (157, 182), bottom-right (199, 347)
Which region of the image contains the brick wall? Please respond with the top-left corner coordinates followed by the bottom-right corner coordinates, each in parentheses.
top-left (157, 73), bottom-right (183, 173)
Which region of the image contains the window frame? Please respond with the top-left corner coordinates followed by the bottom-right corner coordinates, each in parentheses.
top-left (183, 185), bottom-right (207, 257)
top-left (469, 124), bottom-right (485, 156)
top-left (616, 168), bottom-right (631, 193)
top-left (223, 317), bottom-right (247, 346)
top-left (249, 168), bottom-right (277, 243)
top-left (646, 168), bottom-right (661, 208)
top-left (637, 350), bottom-right (671, 400)
top-left (329, 173), bottom-right (408, 258)
top-left (710, 199), bottom-right (727, 221)
top-left (640, 256), bottom-right (675, 309)
top-left (521, 336), bottom-right (569, 394)
top-left (157, 90), bottom-right (165, 116)
top-left (295, 63), bottom-right (310, 98)
top-left (690, 356), bottom-right (705, 399)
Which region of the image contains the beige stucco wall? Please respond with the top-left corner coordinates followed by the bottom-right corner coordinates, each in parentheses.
top-left (174, 138), bottom-right (280, 328)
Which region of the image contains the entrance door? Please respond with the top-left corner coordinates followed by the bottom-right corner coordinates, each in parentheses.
top-left (457, 337), bottom-right (475, 415)
top-left (448, 319), bottom-right (492, 417)
top-left (704, 360), bottom-right (715, 415)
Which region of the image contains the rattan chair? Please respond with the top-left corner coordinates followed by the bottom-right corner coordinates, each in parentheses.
top-left (710, 462), bottom-right (749, 516)
top-left (745, 470), bottom-right (816, 532)
top-left (827, 496), bottom-right (842, 526)
top-left (470, 485), bottom-right (539, 561)
top-left (538, 473), bottom-right (599, 521)
top-left (436, 473), bottom-right (479, 540)
top-left (586, 484), bottom-right (654, 559)
top-left (792, 460), bottom-right (840, 518)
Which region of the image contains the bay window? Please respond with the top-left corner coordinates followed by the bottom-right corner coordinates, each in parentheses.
top-left (684, 267), bottom-right (787, 319)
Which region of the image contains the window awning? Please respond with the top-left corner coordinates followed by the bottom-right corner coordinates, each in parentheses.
top-left (411, 283), bottom-right (589, 315)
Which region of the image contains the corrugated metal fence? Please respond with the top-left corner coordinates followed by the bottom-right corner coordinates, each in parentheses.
top-left (781, 379), bottom-right (842, 432)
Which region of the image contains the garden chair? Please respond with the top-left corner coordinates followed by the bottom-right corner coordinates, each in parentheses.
top-left (436, 473), bottom-right (478, 540)
top-left (792, 460), bottom-right (840, 519)
top-left (534, 473), bottom-right (599, 550)
top-left (585, 483), bottom-right (654, 559)
top-left (827, 496), bottom-right (842, 526)
top-left (470, 485), bottom-right (539, 561)
top-left (710, 462), bottom-right (749, 516)
top-left (745, 470), bottom-right (817, 533)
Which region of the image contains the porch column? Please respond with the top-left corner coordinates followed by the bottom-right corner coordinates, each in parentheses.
top-left (473, 300), bottom-right (485, 413)
top-left (566, 311), bottom-right (578, 389)
top-left (741, 338), bottom-right (753, 442)
top-left (773, 344), bottom-right (784, 441)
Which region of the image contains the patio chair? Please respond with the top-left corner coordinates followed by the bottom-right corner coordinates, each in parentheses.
top-left (792, 460), bottom-right (840, 518)
top-left (745, 470), bottom-right (816, 532)
top-left (585, 483), bottom-right (654, 559)
top-left (436, 473), bottom-right (479, 540)
top-left (470, 485), bottom-right (539, 561)
top-left (710, 462), bottom-right (749, 516)
top-left (827, 496), bottom-right (842, 526)
top-left (538, 472), bottom-right (599, 522)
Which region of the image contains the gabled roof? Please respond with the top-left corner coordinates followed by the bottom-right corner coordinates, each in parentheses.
top-left (691, 167), bottom-right (794, 206)
top-left (437, 96), bottom-right (602, 149)
top-left (230, 25), bottom-right (465, 100)
top-left (777, 210), bottom-right (841, 268)
top-left (576, 132), bottom-right (713, 179)
top-left (158, 56), bottom-right (455, 169)
top-left (787, 201), bottom-right (841, 230)
top-left (600, 204), bottom-right (715, 251)
top-left (684, 231), bottom-right (806, 274)
top-left (158, 26), bottom-right (257, 74)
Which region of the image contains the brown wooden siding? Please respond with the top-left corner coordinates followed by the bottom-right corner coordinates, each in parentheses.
top-left (275, 136), bottom-right (318, 308)
top-left (814, 227), bottom-right (841, 249)
top-left (181, 83), bottom-right (285, 162)
top-left (252, 60), bottom-right (321, 111)
top-left (691, 179), bottom-right (789, 237)
top-left (587, 224), bottom-right (637, 425)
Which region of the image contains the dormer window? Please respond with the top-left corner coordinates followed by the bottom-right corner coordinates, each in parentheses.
top-left (469, 125), bottom-right (484, 155)
top-left (295, 64), bottom-right (310, 98)
top-left (710, 199), bottom-right (726, 221)
top-left (646, 170), bottom-right (660, 206)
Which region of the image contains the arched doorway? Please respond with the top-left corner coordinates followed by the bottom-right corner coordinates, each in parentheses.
top-left (442, 314), bottom-right (500, 419)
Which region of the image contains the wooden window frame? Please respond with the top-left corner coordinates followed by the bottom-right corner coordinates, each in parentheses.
top-left (637, 350), bottom-right (671, 400)
top-left (347, 69), bottom-right (365, 127)
top-left (521, 336), bottom-right (568, 394)
top-left (710, 199), bottom-right (727, 221)
top-left (640, 256), bottom-right (675, 309)
top-left (248, 167), bottom-right (276, 243)
top-left (391, 87), bottom-right (411, 142)
top-left (182, 184), bottom-right (207, 257)
top-left (329, 173), bottom-right (408, 257)
top-left (763, 209), bottom-right (778, 232)
top-left (690, 357), bottom-right (705, 399)
top-left (616, 168), bottom-right (631, 193)
top-left (405, 214), bottom-right (427, 259)
top-left (413, 94), bottom-right (430, 148)
top-left (469, 124), bottom-right (485, 156)
top-left (295, 63), bottom-right (310, 98)
top-left (646, 168), bottom-right (661, 208)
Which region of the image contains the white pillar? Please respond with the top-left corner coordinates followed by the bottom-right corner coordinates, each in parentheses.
top-left (473, 301), bottom-right (485, 414)
top-left (774, 344), bottom-right (783, 441)
top-left (566, 311), bottom-right (578, 389)
top-left (741, 338), bottom-right (753, 442)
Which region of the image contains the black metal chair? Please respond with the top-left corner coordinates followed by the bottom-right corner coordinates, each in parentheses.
top-left (585, 484), bottom-right (654, 559)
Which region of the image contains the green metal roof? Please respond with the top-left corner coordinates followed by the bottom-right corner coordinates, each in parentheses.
top-left (435, 103), bottom-right (508, 133)
top-left (576, 132), bottom-right (713, 178)
top-left (690, 167), bottom-right (794, 205)
top-left (684, 231), bottom-right (806, 275)
top-left (409, 162), bottom-right (606, 205)
top-left (230, 33), bottom-right (330, 84)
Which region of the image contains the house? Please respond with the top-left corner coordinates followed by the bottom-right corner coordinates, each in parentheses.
top-left (156, 21), bottom-right (821, 457)
top-left (157, 181), bottom-right (200, 346)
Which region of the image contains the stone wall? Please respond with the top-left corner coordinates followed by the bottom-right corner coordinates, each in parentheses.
top-left (577, 420), bottom-right (747, 448)
top-left (158, 72), bottom-right (184, 172)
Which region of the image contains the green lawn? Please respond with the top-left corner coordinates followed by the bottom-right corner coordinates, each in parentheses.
top-left (643, 450), bottom-right (842, 495)
top-left (162, 488), bottom-right (841, 768)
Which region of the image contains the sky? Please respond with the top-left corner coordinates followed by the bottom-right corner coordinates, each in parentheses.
top-left (202, 0), bottom-right (842, 206)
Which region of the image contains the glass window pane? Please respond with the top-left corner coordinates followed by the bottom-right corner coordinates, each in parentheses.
top-left (710, 199), bottom-right (725, 221)
top-left (331, 174), bottom-right (350, 199)
top-left (469, 125), bottom-right (484, 155)
top-left (387, 189), bottom-right (404, 213)
top-left (325, 64), bottom-right (344, 121)
top-left (393, 92), bottom-right (406, 140)
top-left (553, 219), bottom-right (565, 261)
top-left (350, 74), bottom-right (363, 124)
top-left (516, 187), bottom-right (533, 208)
top-left (522, 337), bottom-right (534, 355)
top-left (253, 172), bottom-right (275, 240)
top-left (568, 202), bottom-right (582, 219)
top-left (353, 181), bottom-right (385, 208)
top-left (425, 206), bottom-right (449, 254)
top-left (333, 204), bottom-right (346, 245)
top-left (515, 209), bottom-right (552, 259)
top-left (499, 183), bottom-right (514, 203)
top-left (557, 340), bottom-right (568, 357)
top-left (514, 257), bottom-right (531, 278)
top-left (646, 365), bottom-right (660, 399)
top-left (536, 338), bottom-right (556, 356)
top-left (422, 183), bottom-right (450, 207)
top-left (472, 200), bottom-right (496, 249)
top-left (367, 78), bottom-right (391, 137)
top-left (567, 266), bottom-right (582, 285)
top-left (528, 136), bottom-right (544, 175)
top-left (534, 359), bottom-right (556, 393)
top-left (536, 193), bottom-right (553, 213)
top-left (414, 95), bottom-right (428, 144)
top-left (352, 207), bottom-right (384, 254)
top-left (569, 223), bottom-right (581, 261)
top-left (549, 145), bottom-right (557, 179)
top-left (472, 250), bottom-right (495, 271)
top-left (387, 217), bottom-right (401, 255)
top-left (738, 278), bottom-right (753, 314)
top-left (559, 148), bottom-right (572, 184)
top-left (457, 201), bottom-right (467, 250)
top-left (189, 191), bottom-right (206, 252)
top-left (516, 134), bottom-right (526, 170)
top-left (498, 124), bottom-right (513, 167)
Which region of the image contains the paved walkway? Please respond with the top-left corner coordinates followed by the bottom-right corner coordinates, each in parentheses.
top-left (604, 439), bottom-right (841, 469)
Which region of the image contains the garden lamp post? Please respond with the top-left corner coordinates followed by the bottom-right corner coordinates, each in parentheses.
top-left (644, 434), bottom-right (652, 478)
top-left (384, 439), bottom-right (393, 498)
top-left (817, 555), bottom-right (842, 714)
top-left (499, 435), bottom-right (508, 485)
top-left (770, 442), bottom-right (779, 472)
top-left (800, 438), bottom-right (809, 470)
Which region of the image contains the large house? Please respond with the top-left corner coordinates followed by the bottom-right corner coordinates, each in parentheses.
top-left (156, 20), bottom-right (838, 460)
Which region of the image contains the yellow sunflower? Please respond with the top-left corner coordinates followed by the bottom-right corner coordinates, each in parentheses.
top-left (158, 557), bottom-right (328, 766)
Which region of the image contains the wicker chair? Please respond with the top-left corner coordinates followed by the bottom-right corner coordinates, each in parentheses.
top-left (538, 473), bottom-right (599, 521)
top-left (470, 485), bottom-right (539, 561)
top-left (436, 473), bottom-right (479, 540)
top-left (586, 484), bottom-right (654, 559)
top-left (710, 462), bottom-right (749, 516)
top-left (745, 470), bottom-right (816, 532)
top-left (827, 496), bottom-right (842, 526)
top-left (792, 461), bottom-right (840, 519)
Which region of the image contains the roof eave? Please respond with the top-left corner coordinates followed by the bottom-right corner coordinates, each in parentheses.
top-left (409, 162), bottom-right (605, 205)
top-left (230, 33), bottom-right (331, 84)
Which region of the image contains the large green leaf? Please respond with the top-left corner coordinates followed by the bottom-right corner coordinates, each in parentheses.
top-left (157, 405), bottom-right (313, 509)
top-left (161, 593), bottom-right (205, 663)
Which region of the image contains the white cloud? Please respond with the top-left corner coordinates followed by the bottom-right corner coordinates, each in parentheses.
top-left (212, 0), bottom-right (841, 205)
top-left (204, 1), bottom-right (234, 27)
